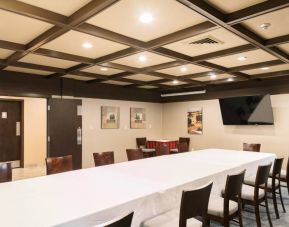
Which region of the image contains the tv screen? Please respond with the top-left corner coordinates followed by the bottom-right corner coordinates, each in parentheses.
top-left (219, 95), bottom-right (274, 125)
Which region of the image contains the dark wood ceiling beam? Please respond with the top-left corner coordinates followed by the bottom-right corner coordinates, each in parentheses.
top-left (152, 47), bottom-right (192, 63)
top-left (0, 40), bottom-right (25, 52)
top-left (145, 21), bottom-right (218, 48)
top-left (177, 0), bottom-right (289, 63)
top-left (141, 61), bottom-right (184, 72)
top-left (100, 62), bottom-right (141, 73)
top-left (9, 62), bottom-right (66, 74)
top-left (76, 23), bottom-right (146, 48)
top-left (34, 48), bottom-right (94, 64)
top-left (228, 60), bottom-right (284, 72)
top-left (254, 69), bottom-right (289, 79)
top-left (266, 34), bottom-right (289, 47)
top-left (94, 48), bottom-right (141, 64)
top-left (191, 44), bottom-right (257, 62)
top-left (226, 0), bottom-right (289, 25)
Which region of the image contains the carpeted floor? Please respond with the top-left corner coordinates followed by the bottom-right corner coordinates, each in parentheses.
top-left (211, 187), bottom-right (289, 226)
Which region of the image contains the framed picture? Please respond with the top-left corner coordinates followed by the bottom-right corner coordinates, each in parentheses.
top-left (101, 106), bottom-right (120, 129)
top-left (187, 109), bottom-right (203, 135)
top-left (130, 107), bottom-right (146, 129)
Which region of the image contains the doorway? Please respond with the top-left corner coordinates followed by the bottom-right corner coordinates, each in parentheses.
top-left (47, 98), bottom-right (82, 169)
top-left (0, 99), bottom-right (23, 168)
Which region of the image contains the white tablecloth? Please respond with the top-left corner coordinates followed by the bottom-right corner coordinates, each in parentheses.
top-left (0, 149), bottom-right (275, 227)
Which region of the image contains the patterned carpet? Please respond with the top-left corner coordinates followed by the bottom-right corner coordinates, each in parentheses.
top-left (211, 187), bottom-right (289, 227)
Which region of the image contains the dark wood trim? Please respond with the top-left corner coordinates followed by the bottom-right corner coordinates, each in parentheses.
top-left (226, 0), bottom-right (289, 25)
top-left (0, 70), bottom-right (162, 103)
top-left (228, 60), bottom-right (284, 72)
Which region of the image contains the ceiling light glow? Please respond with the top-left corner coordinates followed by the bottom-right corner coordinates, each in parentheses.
top-left (260, 23), bottom-right (271, 30)
top-left (227, 78), bottom-right (234, 82)
top-left (100, 67), bottom-right (108, 71)
top-left (180, 67), bottom-right (188, 72)
top-left (139, 13), bottom-right (154, 24)
top-left (237, 56), bottom-right (247, 61)
top-left (172, 80), bottom-right (179, 85)
top-left (261, 67), bottom-right (270, 70)
top-left (82, 42), bottom-right (93, 49)
top-left (138, 55), bottom-right (147, 62)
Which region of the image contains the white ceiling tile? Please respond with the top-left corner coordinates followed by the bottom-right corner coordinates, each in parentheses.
top-left (81, 65), bottom-right (123, 75)
top-left (102, 80), bottom-right (131, 86)
top-left (111, 51), bottom-right (174, 68)
top-left (63, 74), bottom-right (94, 81)
top-left (42, 31), bottom-right (128, 59)
top-left (4, 66), bottom-right (51, 75)
top-left (124, 74), bottom-right (161, 81)
top-left (242, 64), bottom-right (289, 75)
top-left (0, 9), bottom-right (53, 44)
top-left (18, 0), bottom-right (92, 16)
top-left (157, 64), bottom-right (210, 76)
top-left (0, 49), bottom-right (14, 59)
top-left (87, 0), bottom-right (206, 41)
top-left (19, 54), bottom-right (79, 68)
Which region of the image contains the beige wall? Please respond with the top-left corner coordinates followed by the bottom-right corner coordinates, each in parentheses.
top-left (0, 96), bottom-right (47, 167)
top-left (82, 98), bottom-right (163, 168)
top-left (162, 94), bottom-right (289, 168)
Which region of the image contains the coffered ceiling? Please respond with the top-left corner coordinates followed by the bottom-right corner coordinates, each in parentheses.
top-left (0, 0), bottom-right (288, 92)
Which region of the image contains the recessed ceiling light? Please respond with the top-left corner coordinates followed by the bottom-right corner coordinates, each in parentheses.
top-left (100, 67), bottom-right (108, 71)
top-left (260, 23), bottom-right (271, 30)
top-left (172, 80), bottom-right (179, 85)
top-left (209, 73), bottom-right (217, 80)
top-left (138, 55), bottom-right (147, 62)
top-left (261, 67), bottom-right (270, 70)
top-left (180, 67), bottom-right (188, 72)
top-left (82, 42), bottom-right (93, 49)
top-left (139, 13), bottom-right (154, 24)
top-left (237, 56), bottom-right (247, 61)
top-left (227, 78), bottom-right (234, 82)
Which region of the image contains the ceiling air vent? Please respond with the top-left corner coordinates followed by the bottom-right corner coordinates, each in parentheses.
top-left (183, 35), bottom-right (224, 45)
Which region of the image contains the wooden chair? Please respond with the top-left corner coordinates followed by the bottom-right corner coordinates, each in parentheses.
top-left (103, 212), bottom-right (134, 227)
top-left (93, 152), bottom-right (114, 167)
top-left (243, 143), bottom-right (261, 152)
top-left (241, 163), bottom-right (273, 227)
top-left (280, 157), bottom-right (289, 196)
top-left (0, 163), bottom-right (12, 183)
top-left (136, 137), bottom-right (147, 148)
top-left (171, 137), bottom-right (190, 153)
top-left (142, 181), bottom-right (213, 227)
top-left (155, 144), bottom-right (170, 156)
top-left (45, 155), bottom-right (73, 175)
top-left (208, 170), bottom-right (246, 227)
top-left (136, 137), bottom-right (155, 158)
top-left (246, 158), bottom-right (286, 219)
top-left (126, 149), bottom-right (143, 161)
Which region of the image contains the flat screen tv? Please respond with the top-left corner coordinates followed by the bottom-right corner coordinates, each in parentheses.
top-left (219, 95), bottom-right (274, 125)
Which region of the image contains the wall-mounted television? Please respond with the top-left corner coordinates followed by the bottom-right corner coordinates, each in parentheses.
top-left (219, 95), bottom-right (274, 125)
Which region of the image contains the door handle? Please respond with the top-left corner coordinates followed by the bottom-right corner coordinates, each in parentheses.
top-left (77, 127), bottom-right (82, 145)
top-left (16, 122), bottom-right (21, 136)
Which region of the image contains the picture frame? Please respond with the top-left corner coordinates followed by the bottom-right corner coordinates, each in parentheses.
top-left (101, 106), bottom-right (120, 129)
top-left (130, 107), bottom-right (146, 129)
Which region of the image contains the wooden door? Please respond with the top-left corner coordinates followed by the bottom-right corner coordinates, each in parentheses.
top-left (0, 100), bottom-right (22, 165)
top-left (47, 99), bottom-right (82, 169)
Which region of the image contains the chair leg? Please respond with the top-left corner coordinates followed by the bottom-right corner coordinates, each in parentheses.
top-left (272, 190), bottom-right (280, 219)
top-left (265, 195), bottom-right (273, 227)
top-left (238, 207), bottom-right (243, 227)
top-left (255, 203), bottom-right (261, 227)
top-left (278, 186), bottom-right (286, 213)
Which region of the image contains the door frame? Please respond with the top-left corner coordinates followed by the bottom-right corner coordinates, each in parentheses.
top-left (0, 98), bottom-right (24, 168)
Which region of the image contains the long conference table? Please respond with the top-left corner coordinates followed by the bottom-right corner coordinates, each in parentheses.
top-left (0, 149), bottom-right (275, 227)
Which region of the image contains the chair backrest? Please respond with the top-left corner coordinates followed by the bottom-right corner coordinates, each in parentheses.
top-left (93, 152), bottom-right (114, 167)
top-left (0, 163), bottom-right (12, 183)
top-left (104, 212), bottom-right (134, 227)
top-left (254, 163), bottom-right (272, 199)
top-left (179, 137), bottom-right (190, 147)
top-left (223, 170), bottom-right (246, 217)
top-left (179, 182), bottom-right (213, 227)
top-left (243, 143), bottom-right (261, 152)
top-left (155, 144), bottom-right (170, 156)
top-left (126, 149), bottom-right (143, 161)
top-left (272, 158), bottom-right (283, 183)
top-left (178, 142), bottom-right (189, 153)
top-left (136, 137), bottom-right (147, 148)
top-left (45, 155), bottom-right (73, 175)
